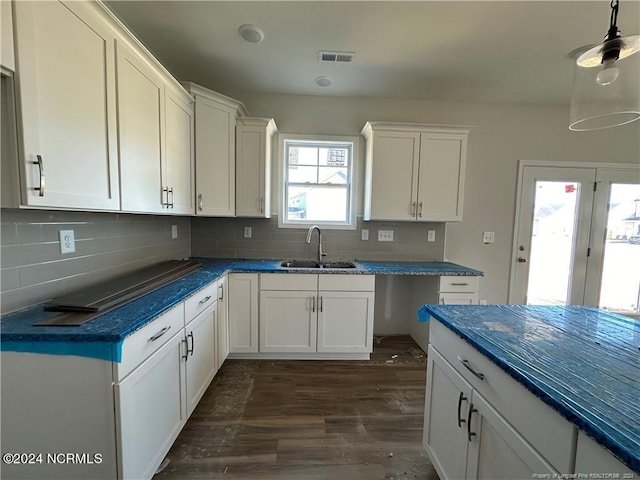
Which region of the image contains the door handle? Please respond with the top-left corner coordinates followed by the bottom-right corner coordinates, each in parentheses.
top-left (517, 257), bottom-right (527, 263)
top-left (33, 155), bottom-right (45, 196)
top-left (467, 403), bottom-right (478, 441)
top-left (457, 392), bottom-right (467, 428)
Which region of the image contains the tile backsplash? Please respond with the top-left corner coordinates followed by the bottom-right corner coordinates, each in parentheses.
top-left (192, 215), bottom-right (445, 263)
top-left (1, 209), bottom-right (190, 315)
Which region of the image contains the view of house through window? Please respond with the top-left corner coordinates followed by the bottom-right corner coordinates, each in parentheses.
top-left (281, 137), bottom-right (355, 228)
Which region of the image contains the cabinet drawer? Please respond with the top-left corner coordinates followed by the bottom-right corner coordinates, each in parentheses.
top-left (430, 320), bottom-right (575, 473)
top-left (439, 276), bottom-right (479, 292)
top-left (116, 304), bottom-right (185, 380)
top-left (260, 273), bottom-right (317, 291)
top-left (318, 274), bottom-right (375, 292)
top-left (185, 280), bottom-right (218, 324)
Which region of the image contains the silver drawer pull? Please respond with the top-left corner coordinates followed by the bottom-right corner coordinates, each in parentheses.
top-left (199, 295), bottom-right (212, 305)
top-left (198, 193), bottom-right (203, 211)
top-left (458, 356), bottom-right (485, 380)
top-left (149, 326), bottom-right (171, 342)
top-left (33, 155), bottom-right (45, 196)
top-left (450, 282), bottom-right (469, 286)
top-left (457, 392), bottom-right (467, 428)
top-left (218, 284), bottom-right (224, 301)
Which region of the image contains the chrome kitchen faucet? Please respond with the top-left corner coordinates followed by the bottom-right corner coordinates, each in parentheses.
top-left (306, 225), bottom-right (327, 263)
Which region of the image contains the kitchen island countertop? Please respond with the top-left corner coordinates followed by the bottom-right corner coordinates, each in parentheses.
top-left (1, 258), bottom-right (482, 358)
top-left (422, 304), bottom-right (640, 474)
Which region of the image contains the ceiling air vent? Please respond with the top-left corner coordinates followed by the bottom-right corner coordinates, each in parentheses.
top-left (319, 51), bottom-right (355, 64)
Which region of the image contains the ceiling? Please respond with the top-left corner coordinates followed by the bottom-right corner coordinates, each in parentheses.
top-left (104, 1), bottom-right (640, 106)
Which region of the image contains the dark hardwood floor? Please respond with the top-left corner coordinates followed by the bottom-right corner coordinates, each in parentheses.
top-left (155, 335), bottom-right (439, 480)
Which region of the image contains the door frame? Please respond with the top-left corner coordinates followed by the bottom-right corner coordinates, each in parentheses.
top-left (509, 160), bottom-right (640, 305)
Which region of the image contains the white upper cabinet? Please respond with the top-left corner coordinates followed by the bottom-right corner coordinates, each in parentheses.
top-left (362, 122), bottom-right (470, 222)
top-left (183, 83), bottom-right (247, 217)
top-left (117, 40), bottom-right (165, 213)
top-left (236, 117), bottom-right (277, 218)
top-left (117, 40), bottom-right (194, 215)
top-left (13, 1), bottom-right (120, 211)
top-left (165, 85), bottom-right (195, 215)
top-left (1, 0), bottom-right (15, 71)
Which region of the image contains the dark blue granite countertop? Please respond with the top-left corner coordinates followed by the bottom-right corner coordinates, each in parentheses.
top-left (422, 304), bottom-right (640, 474)
top-left (1, 258), bottom-right (482, 360)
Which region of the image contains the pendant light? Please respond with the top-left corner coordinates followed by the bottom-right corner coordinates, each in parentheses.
top-left (569, 0), bottom-right (640, 131)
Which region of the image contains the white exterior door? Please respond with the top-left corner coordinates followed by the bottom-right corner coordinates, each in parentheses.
top-left (510, 164), bottom-right (596, 305)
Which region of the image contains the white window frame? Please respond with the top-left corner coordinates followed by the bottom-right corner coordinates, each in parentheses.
top-left (278, 133), bottom-right (358, 230)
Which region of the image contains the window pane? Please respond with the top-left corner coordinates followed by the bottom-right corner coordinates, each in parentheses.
top-left (599, 184), bottom-right (640, 314)
top-left (319, 147), bottom-right (349, 167)
top-left (287, 186), bottom-right (347, 222)
top-left (288, 145), bottom-right (318, 166)
top-left (288, 165), bottom-right (318, 184)
top-left (318, 166), bottom-right (348, 184)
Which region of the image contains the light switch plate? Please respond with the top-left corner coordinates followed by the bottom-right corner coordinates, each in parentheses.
top-left (244, 226), bottom-right (252, 238)
top-left (171, 225), bottom-right (178, 239)
top-left (378, 230), bottom-right (394, 242)
top-left (59, 230), bottom-right (75, 254)
top-left (427, 230), bottom-right (436, 242)
top-left (361, 229), bottom-right (369, 241)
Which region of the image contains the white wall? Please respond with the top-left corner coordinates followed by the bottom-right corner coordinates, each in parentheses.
top-left (240, 92), bottom-right (640, 303)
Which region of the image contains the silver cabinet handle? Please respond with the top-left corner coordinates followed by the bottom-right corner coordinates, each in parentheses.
top-left (411, 201), bottom-right (416, 216)
top-left (198, 193), bottom-right (203, 211)
top-left (162, 186), bottom-right (169, 207)
top-left (32, 155), bottom-right (45, 196)
top-left (319, 295), bottom-right (323, 313)
top-left (168, 187), bottom-right (174, 209)
top-left (418, 202), bottom-right (423, 218)
top-left (149, 326), bottom-right (171, 342)
top-left (182, 337), bottom-right (189, 361)
top-left (458, 356), bottom-right (485, 380)
top-left (467, 403), bottom-right (478, 441)
top-left (517, 257), bottom-right (527, 263)
top-left (451, 283), bottom-right (470, 286)
top-left (218, 284), bottom-right (224, 301)
top-left (259, 197), bottom-right (264, 213)
top-left (199, 295), bottom-right (212, 305)
top-left (188, 331), bottom-right (194, 356)
top-left (457, 392), bottom-right (467, 428)
top-left (311, 296), bottom-right (316, 313)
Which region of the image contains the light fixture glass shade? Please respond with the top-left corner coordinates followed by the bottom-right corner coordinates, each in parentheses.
top-left (569, 35), bottom-right (640, 131)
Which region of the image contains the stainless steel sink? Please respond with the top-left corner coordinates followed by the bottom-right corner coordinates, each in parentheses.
top-left (280, 260), bottom-right (357, 269)
top-left (321, 261), bottom-right (357, 269)
top-left (280, 260), bottom-right (321, 268)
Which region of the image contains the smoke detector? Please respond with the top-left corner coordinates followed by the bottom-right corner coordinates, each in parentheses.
top-left (319, 51), bottom-right (355, 63)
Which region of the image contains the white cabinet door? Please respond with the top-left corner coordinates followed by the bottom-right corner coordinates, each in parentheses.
top-left (190, 88), bottom-right (239, 216)
top-left (417, 133), bottom-right (466, 221)
top-left (115, 331), bottom-right (186, 480)
top-left (317, 290), bottom-right (374, 353)
top-left (259, 290), bottom-right (317, 353)
top-left (1, 0), bottom-right (15, 71)
top-left (13, 1), bottom-right (120, 210)
top-left (116, 40), bottom-right (165, 213)
top-left (365, 130), bottom-right (420, 221)
top-left (228, 273), bottom-right (259, 353)
top-left (164, 86), bottom-right (194, 215)
top-left (185, 302), bottom-right (217, 417)
top-left (423, 346), bottom-right (473, 480)
top-left (236, 118), bottom-right (276, 218)
top-left (466, 392), bottom-right (555, 479)
top-left (217, 275), bottom-right (230, 365)
top-left (574, 431), bottom-right (635, 476)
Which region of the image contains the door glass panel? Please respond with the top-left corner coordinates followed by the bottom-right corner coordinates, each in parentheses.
top-left (599, 184), bottom-right (640, 314)
top-left (527, 181), bottom-right (580, 305)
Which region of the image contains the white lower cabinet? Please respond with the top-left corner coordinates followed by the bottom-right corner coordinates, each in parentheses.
top-left (574, 432), bottom-right (635, 476)
top-left (184, 301), bottom-right (217, 416)
top-left (438, 276), bottom-right (479, 305)
top-left (115, 330), bottom-right (186, 480)
top-left (228, 273), bottom-right (259, 353)
top-left (424, 320), bottom-right (577, 480)
top-left (217, 275), bottom-right (230, 365)
top-left (258, 274), bottom-right (375, 355)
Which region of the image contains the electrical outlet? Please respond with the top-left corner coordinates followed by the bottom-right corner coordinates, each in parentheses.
top-left (378, 230), bottom-right (394, 242)
top-left (482, 231), bottom-right (495, 244)
top-left (59, 230), bottom-right (75, 254)
top-left (171, 225), bottom-right (178, 239)
top-left (427, 230), bottom-right (436, 242)
top-left (244, 226), bottom-right (252, 238)
top-left (361, 229), bottom-right (369, 241)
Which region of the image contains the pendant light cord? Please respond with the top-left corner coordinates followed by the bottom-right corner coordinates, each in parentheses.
top-left (606, 0), bottom-right (620, 41)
